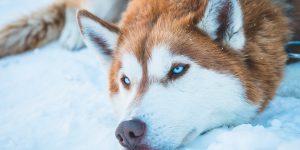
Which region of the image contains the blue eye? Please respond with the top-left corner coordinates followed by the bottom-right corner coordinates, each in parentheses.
top-left (121, 76), bottom-right (131, 86)
top-left (168, 64), bottom-right (190, 79)
top-left (172, 65), bottom-right (185, 75)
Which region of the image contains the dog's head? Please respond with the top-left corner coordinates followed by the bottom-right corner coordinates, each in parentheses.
top-left (77, 0), bottom-right (259, 149)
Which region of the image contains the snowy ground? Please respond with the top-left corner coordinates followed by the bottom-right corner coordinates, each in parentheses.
top-left (1, 1), bottom-right (300, 150)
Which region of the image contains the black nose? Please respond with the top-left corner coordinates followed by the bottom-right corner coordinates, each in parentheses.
top-left (115, 120), bottom-right (146, 149)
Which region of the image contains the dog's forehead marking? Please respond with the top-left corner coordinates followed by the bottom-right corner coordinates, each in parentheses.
top-left (112, 52), bottom-right (143, 118)
top-left (148, 45), bottom-right (172, 79)
top-left (120, 52), bottom-right (143, 82)
top-left (147, 44), bottom-right (193, 79)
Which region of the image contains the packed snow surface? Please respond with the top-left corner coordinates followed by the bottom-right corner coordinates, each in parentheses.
top-left (0, 1), bottom-right (300, 150)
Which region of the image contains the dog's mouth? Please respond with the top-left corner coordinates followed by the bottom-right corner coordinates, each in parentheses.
top-left (180, 128), bottom-right (198, 146)
top-left (177, 126), bottom-right (221, 149)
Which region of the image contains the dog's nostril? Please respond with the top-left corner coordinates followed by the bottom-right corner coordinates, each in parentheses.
top-left (117, 134), bottom-right (124, 142)
top-left (129, 131), bottom-right (135, 138)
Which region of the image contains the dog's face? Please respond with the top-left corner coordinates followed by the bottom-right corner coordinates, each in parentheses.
top-left (108, 45), bottom-right (257, 150)
top-left (77, 0), bottom-right (259, 149)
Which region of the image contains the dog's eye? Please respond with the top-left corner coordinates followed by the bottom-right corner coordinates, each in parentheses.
top-left (172, 66), bottom-right (185, 74)
top-left (121, 75), bottom-right (131, 87)
top-left (169, 64), bottom-right (190, 79)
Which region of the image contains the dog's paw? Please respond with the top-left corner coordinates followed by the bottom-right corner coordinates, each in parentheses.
top-left (59, 8), bottom-right (85, 50)
top-left (59, 23), bottom-right (85, 50)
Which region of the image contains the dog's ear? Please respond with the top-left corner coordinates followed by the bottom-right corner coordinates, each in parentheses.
top-left (77, 9), bottom-right (119, 65)
top-left (198, 0), bottom-right (245, 51)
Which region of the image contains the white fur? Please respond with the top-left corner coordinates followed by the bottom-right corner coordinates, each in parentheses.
top-left (197, 0), bottom-right (246, 50)
top-left (113, 45), bottom-right (257, 149)
top-left (59, 8), bottom-right (85, 50)
top-left (112, 53), bottom-right (143, 119)
top-left (197, 0), bottom-right (222, 40)
top-left (79, 16), bottom-right (118, 50)
top-left (225, 0), bottom-right (245, 50)
top-left (148, 45), bottom-right (174, 79)
top-left (112, 81), bottom-right (139, 120)
top-left (61, 0), bottom-right (122, 50)
top-left (120, 53), bottom-right (143, 83)
top-left (78, 14), bottom-right (118, 69)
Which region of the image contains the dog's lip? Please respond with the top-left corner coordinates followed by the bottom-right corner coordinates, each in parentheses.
top-left (200, 126), bottom-right (222, 136)
top-left (180, 128), bottom-right (198, 146)
top-left (178, 127), bottom-right (220, 148)
top-left (124, 127), bottom-right (219, 150)
top-left (135, 129), bottom-right (201, 150)
top-left (136, 130), bottom-right (199, 150)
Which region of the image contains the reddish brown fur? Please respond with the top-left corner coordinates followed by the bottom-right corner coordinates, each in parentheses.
top-left (0, 0), bottom-right (87, 58)
top-left (0, 0), bottom-right (124, 58)
top-left (108, 0), bottom-right (289, 110)
top-left (0, 3), bottom-right (65, 58)
top-left (0, 0), bottom-right (89, 58)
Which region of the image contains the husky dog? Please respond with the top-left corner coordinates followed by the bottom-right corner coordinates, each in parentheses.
top-left (76, 0), bottom-right (289, 149)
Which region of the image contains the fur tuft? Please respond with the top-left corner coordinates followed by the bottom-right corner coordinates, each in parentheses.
top-left (0, 3), bottom-right (66, 58)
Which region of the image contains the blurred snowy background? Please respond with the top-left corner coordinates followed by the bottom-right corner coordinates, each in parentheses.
top-left (0, 0), bottom-right (300, 150)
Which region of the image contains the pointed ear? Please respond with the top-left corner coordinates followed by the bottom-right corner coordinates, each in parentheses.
top-left (198, 0), bottom-right (245, 51)
top-left (77, 9), bottom-right (119, 63)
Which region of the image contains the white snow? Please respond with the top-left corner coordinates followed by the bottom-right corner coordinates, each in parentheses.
top-left (0, 44), bottom-right (120, 150)
top-left (1, 1), bottom-right (300, 150)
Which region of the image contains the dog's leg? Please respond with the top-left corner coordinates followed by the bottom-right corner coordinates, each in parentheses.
top-left (59, 7), bottom-right (84, 50)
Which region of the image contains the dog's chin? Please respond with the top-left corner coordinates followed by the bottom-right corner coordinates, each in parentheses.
top-left (140, 128), bottom-right (216, 150)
